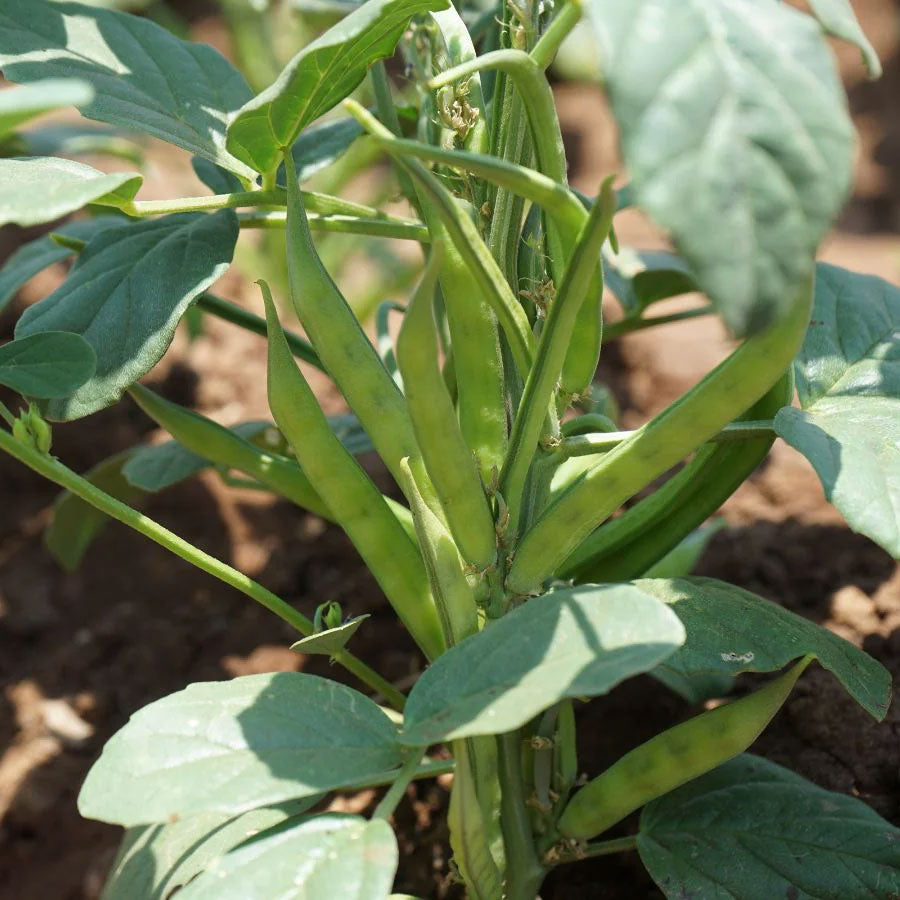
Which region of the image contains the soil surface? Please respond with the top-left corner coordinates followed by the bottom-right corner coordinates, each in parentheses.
top-left (1, 3), bottom-right (900, 898)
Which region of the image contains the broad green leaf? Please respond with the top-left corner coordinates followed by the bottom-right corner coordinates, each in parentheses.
top-left (602, 248), bottom-right (699, 318)
top-left (588, 0), bottom-right (853, 335)
top-left (102, 798), bottom-right (321, 900)
top-left (636, 576), bottom-right (891, 720)
top-left (0, 0), bottom-right (255, 179)
top-left (775, 263), bottom-right (900, 558)
top-left (290, 614), bottom-right (369, 656)
top-left (805, 0), bottom-right (882, 78)
top-left (123, 422), bottom-right (270, 491)
top-left (401, 583), bottom-right (685, 745)
top-left (16, 211), bottom-right (238, 421)
top-left (78, 672), bottom-right (404, 826)
top-left (278, 117), bottom-right (364, 185)
top-left (0, 332), bottom-right (95, 398)
top-left (45, 450), bottom-right (147, 571)
top-left (177, 815), bottom-right (398, 900)
top-left (0, 78), bottom-right (93, 138)
top-left (0, 217), bottom-right (122, 313)
top-left (0, 157), bottom-right (141, 226)
top-left (225, 0), bottom-right (448, 174)
top-left (638, 754), bottom-right (900, 899)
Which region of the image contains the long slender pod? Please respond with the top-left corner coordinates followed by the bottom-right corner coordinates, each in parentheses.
top-left (261, 280), bottom-right (445, 660)
top-left (508, 277), bottom-right (814, 595)
top-left (561, 369), bottom-right (794, 582)
top-left (556, 657), bottom-right (812, 841)
top-left (281, 150), bottom-right (437, 511)
top-left (501, 181), bottom-right (615, 531)
top-left (396, 249), bottom-right (498, 570)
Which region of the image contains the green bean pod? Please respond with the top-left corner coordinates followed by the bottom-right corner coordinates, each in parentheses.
top-left (261, 280), bottom-right (445, 661)
top-left (398, 457), bottom-right (478, 646)
top-left (561, 368), bottom-right (793, 582)
top-left (281, 150), bottom-right (438, 514)
top-left (507, 277), bottom-right (814, 595)
top-left (557, 656), bottom-right (813, 841)
top-left (396, 248), bottom-right (498, 571)
top-left (423, 213), bottom-right (507, 486)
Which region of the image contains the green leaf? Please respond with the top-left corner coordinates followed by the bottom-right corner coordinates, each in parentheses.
top-left (635, 576), bottom-right (891, 720)
top-left (0, 332), bottom-right (96, 398)
top-left (0, 217), bottom-right (122, 313)
top-left (15, 211), bottom-right (238, 420)
top-left (775, 263), bottom-right (900, 558)
top-left (102, 799), bottom-right (322, 900)
top-left (0, 157), bottom-right (141, 226)
top-left (401, 583), bottom-right (685, 745)
top-left (78, 672), bottom-right (405, 826)
top-left (225, 0), bottom-right (448, 174)
top-left (638, 754), bottom-right (900, 899)
top-left (278, 117), bottom-right (364, 185)
top-left (176, 814), bottom-right (398, 900)
top-left (45, 450), bottom-right (147, 571)
top-left (588, 0), bottom-right (853, 335)
top-left (804, 0), bottom-right (882, 78)
top-left (0, 0), bottom-right (255, 179)
top-left (602, 248), bottom-right (699, 318)
top-left (290, 615), bottom-right (370, 656)
top-left (123, 422), bottom-right (270, 491)
top-left (0, 78), bottom-right (93, 138)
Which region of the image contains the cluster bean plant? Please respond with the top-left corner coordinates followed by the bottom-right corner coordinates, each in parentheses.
top-left (0, 0), bottom-right (899, 896)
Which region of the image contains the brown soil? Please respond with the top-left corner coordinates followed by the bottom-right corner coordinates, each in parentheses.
top-left (2, 3), bottom-right (900, 899)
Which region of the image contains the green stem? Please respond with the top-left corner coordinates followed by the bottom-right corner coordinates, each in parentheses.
top-left (497, 731), bottom-right (545, 899)
top-left (531, 0), bottom-right (584, 69)
top-left (373, 751), bottom-right (426, 820)
top-left (429, 50), bottom-right (567, 185)
top-left (603, 306), bottom-right (713, 340)
top-left (238, 210), bottom-right (430, 242)
top-left (551, 835), bottom-right (637, 865)
top-left (558, 420), bottom-right (777, 457)
top-left (0, 401), bottom-right (15, 427)
top-left (349, 757), bottom-right (455, 790)
top-left (196, 294), bottom-right (324, 371)
top-left (0, 428), bottom-right (405, 710)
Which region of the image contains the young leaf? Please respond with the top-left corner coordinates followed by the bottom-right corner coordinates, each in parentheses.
top-left (0, 157), bottom-right (141, 226)
top-left (774, 263), bottom-right (900, 558)
top-left (400, 584), bottom-right (685, 745)
top-left (103, 799), bottom-right (322, 900)
top-left (15, 212), bottom-right (238, 420)
top-left (175, 815), bottom-right (398, 900)
top-left (588, 0), bottom-right (853, 335)
top-left (0, 332), bottom-right (95, 399)
top-left (45, 450), bottom-right (148, 572)
top-left (804, 0), bottom-right (882, 78)
top-left (123, 422), bottom-right (271, 492)
top-left (0, 78), bottom-right (93, 138)
top-left (636, 576), bottom-right (892, 721)
top-left (290, 615), bottom-right (370, 656)
top-left (78, 672), bottom-right (405, 826)
top-left (0, 0), bottom-right (256, 179)
top-left (225, 0), bottom-right (448, 174)
top-left (0, 217), bottom-right (122, 314)
top-left (638, 754), bottom-right (900, 899)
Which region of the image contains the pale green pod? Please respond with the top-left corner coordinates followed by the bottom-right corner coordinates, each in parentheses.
top-left (396, 248), bottom-right (498, 571)
top-left (262, 279), bottom-right (444, 661)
